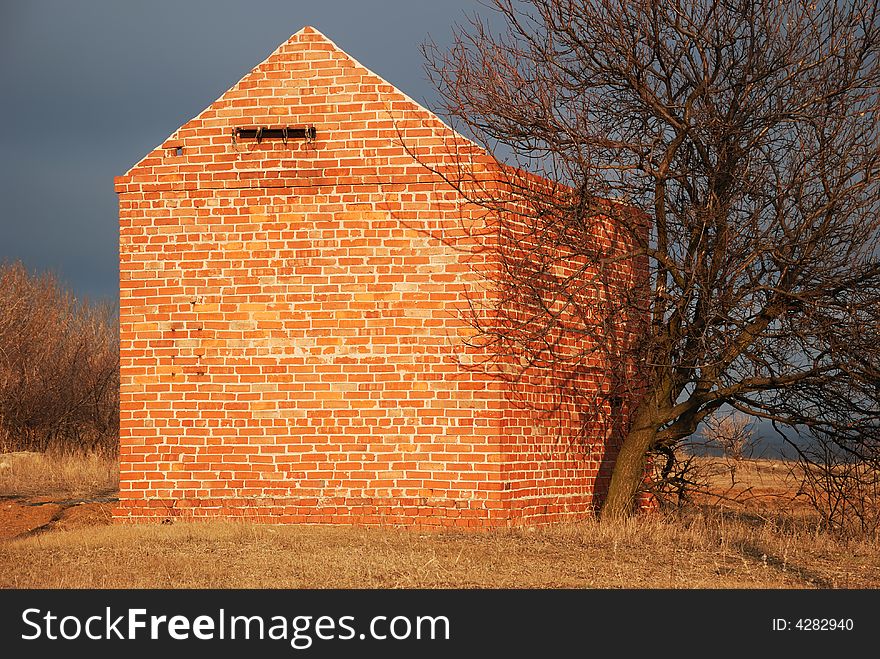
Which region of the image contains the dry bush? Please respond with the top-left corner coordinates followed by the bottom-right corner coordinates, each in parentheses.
top-left (0, 261), bottom-right (118, 455)
top-left (793, 441), bottom-right (880, 537)
top-left (645, 447), bottom-right (710, 509)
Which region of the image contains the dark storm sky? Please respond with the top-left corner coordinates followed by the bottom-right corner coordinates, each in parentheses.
top-left (0, 0), bottom-right (483, 302)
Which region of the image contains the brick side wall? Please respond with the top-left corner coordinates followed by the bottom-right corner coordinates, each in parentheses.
top-left (491, 191), bottom-right (646, 524)
top-left (115, 26), bottom-right (631, 527)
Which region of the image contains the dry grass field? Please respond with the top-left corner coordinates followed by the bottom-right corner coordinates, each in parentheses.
top-left (1, 451), bottom-right (878, 589)
top-left (0, 450), bottom-right (118, 499)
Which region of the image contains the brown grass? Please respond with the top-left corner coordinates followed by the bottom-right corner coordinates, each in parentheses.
top-left (0, 450), bottom-right (118, 499)
top-left (1, 451), bottom-right (878, 589)
top-left (2, 513), bottom-right (878, 588)
top-left (686, 456), bottom-right (812, 511)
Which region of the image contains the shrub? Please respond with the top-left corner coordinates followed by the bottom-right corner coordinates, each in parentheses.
top-left (0, 261), bottom-right (118, 455)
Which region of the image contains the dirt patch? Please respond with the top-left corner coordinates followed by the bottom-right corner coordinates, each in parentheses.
top-left (52, 502), bottom-right (114, 531)
top-left (0, 501), bottom-right (62, 541)
top-left (0, 498), bottom-right (113, 541)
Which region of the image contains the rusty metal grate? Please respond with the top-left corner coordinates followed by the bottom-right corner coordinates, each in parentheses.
top-left (232, 126), bottom-right (317, 143)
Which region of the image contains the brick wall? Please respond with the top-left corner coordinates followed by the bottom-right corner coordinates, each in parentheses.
top-left (114, 26), bottom-right (636, 527)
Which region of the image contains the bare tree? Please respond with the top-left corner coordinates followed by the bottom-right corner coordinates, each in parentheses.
top-left (422, 0), bottom-right (880, 519)
top-left (701, 412), bottom-right (753, 486)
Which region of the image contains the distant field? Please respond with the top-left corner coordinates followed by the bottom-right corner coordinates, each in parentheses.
top-left (686, 455), bottom-right (808, 509)
top-left (1, 451), bottom-right (878, 589)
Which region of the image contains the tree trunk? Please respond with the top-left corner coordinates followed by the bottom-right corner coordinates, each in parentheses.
top-left (600, 405), bottom-right (661, 521)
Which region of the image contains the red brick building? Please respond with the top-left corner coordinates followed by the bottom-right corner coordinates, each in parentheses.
top-left (114, 27), bottom-right (635, 527)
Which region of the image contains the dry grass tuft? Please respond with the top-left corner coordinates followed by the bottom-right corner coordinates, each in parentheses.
top-left (0, 451), bottom-right (118, 500)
